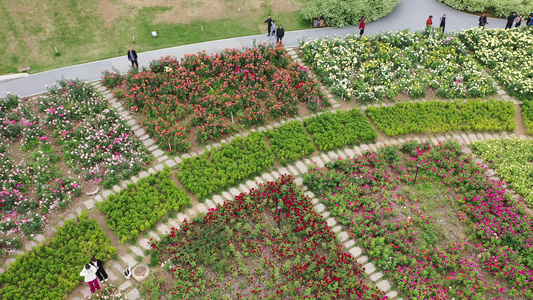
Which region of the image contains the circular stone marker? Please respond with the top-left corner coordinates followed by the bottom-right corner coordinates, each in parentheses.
top-left (132, 264), bottom-right (150, 282)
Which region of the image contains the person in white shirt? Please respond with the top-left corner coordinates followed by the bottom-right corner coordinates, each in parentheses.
top-left (80, 264), bottom-right (100, 293)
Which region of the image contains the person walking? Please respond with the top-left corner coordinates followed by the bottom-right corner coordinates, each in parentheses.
top-left (529, 13), bottom-right (533, 26)
top-left (276, 25), bottom-right (285, 44)
top-left (479, 14), bottom-right (488, 29)
top-left (515, 14), bottom-right (524, 27)
top-left (264, 15), bottom-right (273, 36)
top-left (505, 12), bottom-right (517, 29)
top-left (90, 257), bottom-right (109, 283)
top-left (359, 16), bottom-right (365, 36)
top-left (439, 14), bottom-right (447, 32)
top-left (127, 47), bottom-right (138, 68)
top-left (426, 15), bottom-right (433, 28)
top-left (80, 264), bottom-right (100, 294)
top-left (270, 21), bottom-right (276, 39)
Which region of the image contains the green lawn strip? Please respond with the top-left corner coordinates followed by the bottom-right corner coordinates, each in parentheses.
top-left (0, 211), bottom-right (116, 300)
top-left (471, 138), bottom-right (533, 206)
top-left (266, 120), bottom-right (315, 164)
top-left (177, 131), bottom-right (274, 199)
top-left (303, 108), bottom-right (377, 151)
top-left (97, 167), bottom-right (190, 244)
top-left (366, 99), bottom-right (516, 136)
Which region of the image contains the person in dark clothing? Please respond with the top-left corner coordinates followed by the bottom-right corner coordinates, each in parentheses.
top-left (264, 15), bottom-right (273, 36)
top-left (127, 48), bottom-right (138, 68)
top-left (505, 12), bottom-right (517, 29)
top-left (439, 14), bottom-right (446, 32)
top-left (90, 257), bottom-right (109, 283)
top-left (276, 25), bottom-right (285, 44)
top-left (527, 13), bottom-right (533, 27)
top-left (479, 14), bottom-right (488, 29)
top-left (359, 16), bottom-right (365, 36)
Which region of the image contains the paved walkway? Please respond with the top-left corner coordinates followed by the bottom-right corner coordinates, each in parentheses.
top-left (0, 0), bottom-right (507, 98)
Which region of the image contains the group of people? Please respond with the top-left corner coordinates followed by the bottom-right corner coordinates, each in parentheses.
top-left (426, 14), bottom-right (447, 32)
top-left (504, 12), bottom-right (533, 29)
top-left (264, 15), bottom-right (285, 43)
top-left (79, 257), bottom-right (109, 294)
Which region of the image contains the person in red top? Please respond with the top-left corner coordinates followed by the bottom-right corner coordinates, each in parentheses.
top-left (426, 15), bottom-right (433, 28)
top-left (359, 16), bottom-right (365, 36)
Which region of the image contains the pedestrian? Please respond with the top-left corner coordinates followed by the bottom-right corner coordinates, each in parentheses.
top-left (270, 21), bottom-right (276, 39)
top-left (479, 13), bottom-right (488, 29)
top-left (359, 16), bottom-right (365, 36)
top-left (505, 12), bottom-right (517, 29)
top-left (80, 264), bottom-right (100, 293)
top-left (515, 14), bottom-right (524, 27)
top-left (426, 15), bottom-right (433, 28)
top-left (439, 14), bottom-right (446, 32)
top-left (529, 13), bottom-right (533, 26)
top-left (264, 15), bottom-right (273, 36)
top-left (127, 47), bottom-right (138, 68)
top-left (276, 25), bottom-right (285, 44)
top-left (90, 257), bottom-right (109, 283)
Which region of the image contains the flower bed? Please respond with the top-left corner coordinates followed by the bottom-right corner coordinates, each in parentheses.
top-left (300, 30), bottom-right (496, 102)
top-left (304, 140), bottom-right (533, 298)
top-left (0, 94), bottom-right (82, 255)
top-left (471, 138), bottom-right (533, 206)
top-left (303, 108), bottom-right (377, 151)
top-left (458, 28), bottom-right (533, 101)
top-left (150, 175), bottom-right (386, 299)
top-left (177, 131), bottom-right (274, 199)
top-left (97, 167), bottom-right (191, 244)
top-left (119, 44), bottom-right (328, 153)
top-left (266, 120), bottom-right (315, 164)
top-left (0, 211), bottom-right (116, 300)
top-left (366, 99), bottom-right (516, 136)
top-left (39, 79), bottom-right (151, 188)
top-left (440, 0), bottom-right (533, 18)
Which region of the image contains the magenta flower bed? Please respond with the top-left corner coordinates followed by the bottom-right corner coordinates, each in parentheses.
top-left (304, 141), bottom-right (533, 299)
top-left (151, 175), bottom-right (385, 299)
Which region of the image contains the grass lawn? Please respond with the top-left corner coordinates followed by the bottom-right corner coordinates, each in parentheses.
top-left (0, 0), bottom-right (309, 74)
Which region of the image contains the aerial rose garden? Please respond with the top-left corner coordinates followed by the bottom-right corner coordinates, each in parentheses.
top-left (1, 26), bottom-right (533, 300)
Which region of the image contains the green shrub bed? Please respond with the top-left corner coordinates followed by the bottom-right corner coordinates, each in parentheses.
top-left (266, 121), bottom-right (315, 164)
top-left (440, 0), bottom-right (533, 18)
top-left (366, 99), bottom-right (516, 136)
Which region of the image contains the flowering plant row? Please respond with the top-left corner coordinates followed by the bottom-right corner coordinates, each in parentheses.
top-left (118, 44), bottom-right (328, 153)
top-left (266, 120), bottom-right (315, 164)
top-left (0, 211), bottom-right (116, 300)
top-left (471, 138), bottom-right (533, 206)
top-left (101, 69), bottom-right (122, 89)
top-left (366, 99), bottom-right (516, 136)
top-left (0, 94), bottom-right (82, 255)
top-left (303, 107), bottom-right (377, 151)
top-left (39, 79), bottom-right (151, 188)
top-left (151, 175), bottom-right (386, 299)
top-left (177, 132), bottom-right (274, 199)
top-left (300, 30), bottom-right (496, 102)
top-left (458, 28), bottom-right (533, 101)
top-left (304, 141), bottom-right (533, 298)
top-left (440, 0), bottom-right (533, 18)
top-left (97, 167), bottom-right (191, 244)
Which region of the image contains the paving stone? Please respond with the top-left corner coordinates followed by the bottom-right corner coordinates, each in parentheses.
top-left (212, 195), bottom-right (224, 205)
top-left (294, 161), bottom-right (308, 174)
top-left (174, 156), bottom-right (182, 165)
top-left (332, 225), bottom-right (342, 232)
top-left (121, 254), bottom-right (137, 267)
top-left (156, 223), bottom-right (170, 234)
top-left (138, 238), bottom-right (152, 250)
top-left (368, 144), bottom-right (378, 152)
top-left (315, 203), bottom-right (325, 212)
top-left (360, 144), bottom-right (370, 152)
top-left (271, 171), bottom-right (281, 179)
top-left (326, 218), bottom-right (337, 227)
top-left (176, 213), bottom-right (189, 223)
top-left (35, 234), bottom-right (46, 243)
top-left (311, 198), bottom-right (319, 204)
top-left (385, 290), bottom-right (399, 299)
top-left (278, 167), bottom-right (289, 175)
top-left (152, 149), bottom-right (164, 158)
top-left (148, 231), bottom-right (161, 241)
top-left (320, 153), bottom-right (330, 163)
top-left (80, 286), bottom-right (91, 297)
top-left (131, 124), bottom-right (140, 131)
top-left (363, 262), bottom-right (376, 274)
top-left (344, 148), bottom-right (355, 158)
top-left (485, 169), bottom-right (496, 176)
top-left (126, 119), bottom-right (136, 126)
top-left (143, 139), bottom-right (155, 147)
top-left (121, 180), bottom-right (131, 189)
top-left (0, 267), bottom-right (6, 274)
top-left (497, 89), bottom-right (506, 95)
top-left (246, 180), bottom-right (257, 190)
top-left (119, 281), bottom-right (132, 291)
top-left (130, 245), bottom-right (144, 257)
top-left (167, 219), bottom-right (180, 229)
top-left (321, 211), bottom-right (330, 218)
top-left (344, 240), bottom-right (355, 248)
top-left (154, 164), bottom-right (165, 171)
top-left (84, 199), bottom-right (95, 210)
top-left (371, 272), bottom-right (384, 282)
top-left (165, 160), bottom-right (176, 168)
top-left (357, 255), bottom-right (368, 264)
top-left (138, 171), bottom-right (149, 179)
top-left (336, 149), bottom-right (348, 159)
top-left (468, 133), bottom-right (478, 143)
top-left (111, 261), bottom-right (125, 273)
top-left (430, 137), bottom-right (439, 146)
top-left (103, 190), bottom-right (113, 199)
top-left (337, 231), bottom-right (349, 242)
top-left (25, 241), bottom-right (37, 251)
top-left (377, 280), bottom-right (391, 292)
top-left (254, 177), bottom-right (264, 186)
top-left (205, 199), bottom-right (216, 209)
top-left (126, 288), bottom-right (141, 300)
top-left (328, 151), bottom-right (338, 160)
top-left (262, 173), bottom-right (274, 182)
top-left (222, 191), bottom-right (233, 201)
top-left (134, 128), bottom-right (145, 136)
top-left (130, 176), bottom-right (139, 183)
top-left (288, 165), bottom-right (299, 175)
top-left (484, 133), bottom-right (494, 140)
top-left (238, 183), bottom-right (249, 193)
top-left (294, 177), bottom-right (303, 186)
top-left (139, 134), bottom-right (149, 141)
top-left (113, 185), bottom-right (121, 193)
top-left (311, 156), bottom-right (325, 168)
top-left (185, 208), bottom-right (198, 219)
top-left (196, 203), bottom-right (208, 213)
top-left (148, 168), bottom-right (155, 174)
top-left (349, 246), bottom-right (362, 257)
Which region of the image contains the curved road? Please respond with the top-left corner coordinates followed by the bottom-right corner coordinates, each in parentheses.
top-left (0, 0), bottom-right (508, 98)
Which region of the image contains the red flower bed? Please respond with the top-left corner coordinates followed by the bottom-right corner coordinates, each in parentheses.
top-left (150, 175), bottom-right (385, 299)
top-left (122, 44), bottom-right (327, 153)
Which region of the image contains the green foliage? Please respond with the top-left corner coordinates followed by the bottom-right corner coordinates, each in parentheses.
top-left (366, 99), bottom-right (516, 136)
top-left (303, 108), bottom-right (377, 151)
top-left (101, 69), bottom-right (123, 89)
top-left (301, 0), bottom-right (401, 28)
top-left (472, 138), bottom-right (533, 206)
top-left (439, 0), bottom-right (533, 18)
top-left (0, 212), bottom-right (115, 300)
top-left (521, 100), bottom-right (533, 134)
top-left (98, 167), bottom-right (190, 243)
top-left (266, 121), bottom-right (315, 164)
top-left (177, 132), bottom-right (274, 198)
